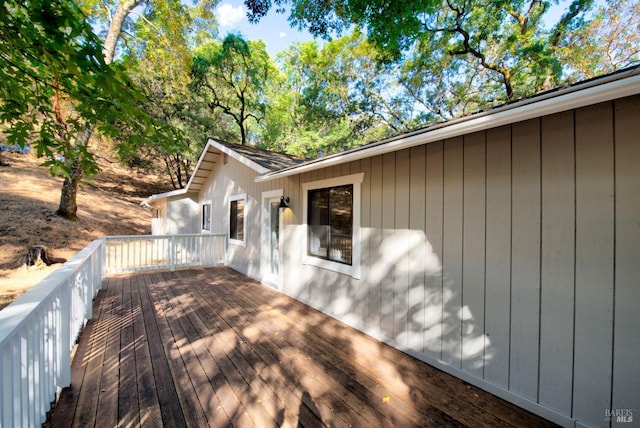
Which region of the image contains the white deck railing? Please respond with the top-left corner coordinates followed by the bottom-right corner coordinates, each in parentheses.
top-left (0, 239), bottom-right (102, 428)
top-left (0, 233), bottom-right (226, 427)
top-left (102, 233), bottom-right (226, 274)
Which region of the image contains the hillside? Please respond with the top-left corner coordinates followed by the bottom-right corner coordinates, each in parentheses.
top-left (0, 150), bottom-right (173, 309)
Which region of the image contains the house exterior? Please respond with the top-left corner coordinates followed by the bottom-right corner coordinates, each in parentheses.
top-left (145, 67), bottom-right (640, 428)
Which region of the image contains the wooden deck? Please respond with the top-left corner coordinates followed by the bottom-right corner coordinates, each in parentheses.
top-left (48, 267), bottom-right (556, 427)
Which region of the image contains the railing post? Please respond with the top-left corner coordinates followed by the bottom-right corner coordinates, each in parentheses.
top-left (101, 236), bottom-right (106, 277)
top-left (170, 235), bottom-right (176, 272)
top-left (59, 282), bottom-right (71, 389)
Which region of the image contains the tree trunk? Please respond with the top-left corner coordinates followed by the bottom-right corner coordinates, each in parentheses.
top-left (55, 0), bottom-right (142, 220)
top-left (56, 161), bottom-right (82, 221)
top-left (103, 0), bottom-right (143, 64)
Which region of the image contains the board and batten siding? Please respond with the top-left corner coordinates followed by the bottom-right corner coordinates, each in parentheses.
top-left (281, 95), bottom-right (640, 428)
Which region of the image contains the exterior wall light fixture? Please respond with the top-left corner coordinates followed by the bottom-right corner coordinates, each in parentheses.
top-left (278, 196), bottom-right (290, 209)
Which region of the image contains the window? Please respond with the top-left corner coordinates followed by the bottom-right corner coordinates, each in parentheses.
top-left (302, 173), bottom-right (364, 278)
top-left (229, 194), bottom-right (246, 245)
top-left (202, 203), bottom-right (211, 231)
top-left (308, 185), bottom-right (353, 264)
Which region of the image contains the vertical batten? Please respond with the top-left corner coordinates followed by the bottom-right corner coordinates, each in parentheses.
top-left (509, 118), bottom-right (541, 401)
top-left (461, 132), bottom-right (486, 377)
top-left (484, 126), bottom-right (512, 388)
top-left (573, 102), bottom-right (615, 427)
top-left (539, 111), bottom-right (575, 415)
top-left (612, 95), bottom-right (640, 415)
top-left (424, 141), bottom-right (444, 359)
top-left (442, 137), bottom-right (463, 368)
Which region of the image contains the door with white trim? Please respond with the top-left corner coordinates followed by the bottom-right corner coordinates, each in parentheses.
top-left (261, 191), bottom-right (283, 288)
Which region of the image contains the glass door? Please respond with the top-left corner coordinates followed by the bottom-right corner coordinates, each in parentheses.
top-left (269, 201), bottom-right (280, 277)
top-left (262, 192), bottom-right (283, 289)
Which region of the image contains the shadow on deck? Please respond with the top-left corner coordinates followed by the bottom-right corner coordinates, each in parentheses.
top-left (48, 267), bottom-right (555, 427)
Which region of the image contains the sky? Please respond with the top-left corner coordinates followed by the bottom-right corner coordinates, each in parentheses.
top-left (214, 1), bottom-right (316, 57)
top-left (214, 0), bottom-right (607, 58)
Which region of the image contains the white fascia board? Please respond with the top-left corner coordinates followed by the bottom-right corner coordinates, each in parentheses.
top-left (182, 139), bottom-right (217, 191)
top-left (256, 71), bottom-right (640, 182)
top-left (208, 139), bottom-right (271, 175)
top-left (142, 188), bottom-right (189, 207)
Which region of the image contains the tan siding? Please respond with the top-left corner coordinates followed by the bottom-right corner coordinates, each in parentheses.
top-left (539, 111), bottom-right (575, 415)
top-left (380, 152), bottom-right (396, 341)
top-left (359, 157), bottom-right (372, 323)
top-left (613, 95), bottom-right (640, 415)
top-left (573, 102), bottom-right (615, 426)
top-left (442, 137), bottom-right (463, 368)
top-left (510, 118), bottom-right (541, 401)
top-left (461, 132), bottom-right (486, 377)
top-left (237, 94), bottom-right (639, 428)
top-left (394, 149), bottom-right (411, 344)
top-left (424, 141), bottom-right (444, 359)
top-left (408, 145), bottom-right (427, 352)
top-left (368, 155), bottom-right (384, 337)
top-left (484, 126), bottom-right (512, 388)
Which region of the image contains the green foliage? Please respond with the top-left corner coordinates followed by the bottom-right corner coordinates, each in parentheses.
top-left (0, 0), bottom-right (171, 178)
top-left (560, 0), bottom-right (640, 79)
top-left (244, 0), bottom-right (606, 108)
top-left (260, 32), bottom-right (414, 158)
top-left (191, 34), bottom-right (276, 145)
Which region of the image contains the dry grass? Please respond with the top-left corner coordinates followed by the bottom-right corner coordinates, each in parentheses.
top-left (0, 150), bottom-right (173, 310)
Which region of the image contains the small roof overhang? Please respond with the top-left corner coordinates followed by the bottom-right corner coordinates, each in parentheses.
top-left (256, 66), bottom-right (640, 182)
top-left (143, 139), bottom-right (271, 205)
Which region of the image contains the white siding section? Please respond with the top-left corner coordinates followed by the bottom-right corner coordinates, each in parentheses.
top-left (198, 151), bottom-right (290, 281)
top-left (165, 194), bottom-right (199, 235)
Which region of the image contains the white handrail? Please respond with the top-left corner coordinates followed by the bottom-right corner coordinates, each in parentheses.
top-left (0, 239), bottom-right (103, 428)
top-left (102, 233), bottom-right (226, 274)
top-left (0, 233), bottom-right (227, 427)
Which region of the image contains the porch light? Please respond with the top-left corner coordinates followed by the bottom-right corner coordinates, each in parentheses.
top-left (278, 196), bottom-right (290, 209)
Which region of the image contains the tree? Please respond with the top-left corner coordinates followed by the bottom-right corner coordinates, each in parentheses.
top-left (113, 1), bottom-right (220, 189)
top-left (0, 0), bottom-right (168, 220)
top-left (56, 0), bottom-right (217, 218)
top-left (264, 32), bottom-right (414, 157)
top-left (245, 0), bottom-right (601, 105)
top-left (55, 0), bottom-right (147, 219)
top-left (560, 0), bottom-right (640, 80)
top-left (1, 0), bottom-right (217, 220)
top-left (191, 34), bottom-right (275, 145)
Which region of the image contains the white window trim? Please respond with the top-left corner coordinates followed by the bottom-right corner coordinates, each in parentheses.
top-left (302, 172), bottom-right (364, 279)
top-left (228, 193), bottom-right (247, 247)
top-left (201, 200), bottom-right (212, 233)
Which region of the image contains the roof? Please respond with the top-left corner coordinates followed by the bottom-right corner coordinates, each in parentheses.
top-left (144, 139), bottom-right (305, 204)
top-left (215, 140), bottom-right (306, 172)
top-left (145, 66), bottom-right (640, 200)
top-left (255, 65), bottom-right (640, 182)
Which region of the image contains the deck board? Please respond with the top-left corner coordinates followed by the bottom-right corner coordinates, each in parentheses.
top-left (48, 267), bottom-right (557, 427)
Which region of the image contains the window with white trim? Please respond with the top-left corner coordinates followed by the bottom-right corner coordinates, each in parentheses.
top-left (229, 194), bottom-right (246, 245)
top-left (202, 203), bottom-right (211, 231)
top-left (308, 185), bottom-right (353, 264)
top-left (302, 173), bottom-right (364, 278)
